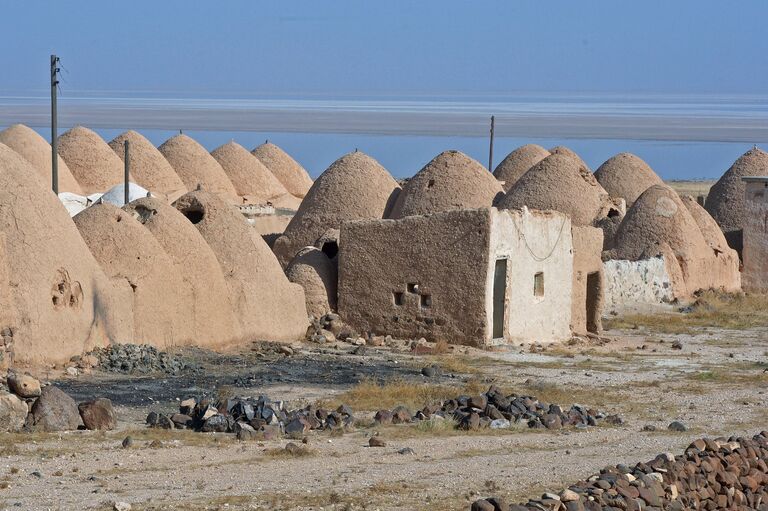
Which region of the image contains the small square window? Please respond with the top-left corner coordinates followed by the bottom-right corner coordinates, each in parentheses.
top-left (407, 283), bottom-right (419, 294)
top-left (420, 294), bottom-right (432, 308)
top-left (534, 272), bottom-right (544, 297)
top-left (393, 292), bottom-right (405, 306)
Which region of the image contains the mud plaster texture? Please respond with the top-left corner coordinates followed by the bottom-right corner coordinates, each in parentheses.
top-left (570, 226), bottom-right (604, 335)
top-left (285, 246), bottom-right (338, 318)
top-left (389, 150), bottom-right (504, 219)
top-left (500, 153), bottom-right (609, 227)
top-left (251, 142), bottom-right (314, 198)
top-left (74, 203), bottom-right (193, 348)
top-left (210, 141), bottom-right (294, 205)
top-left (0, 124), bottom-right (83, 194)
top-left (157, 134), bottom-right (239, 203)
top-left (611, 184), bottom-right (740, 299)
top-left (173, 190), bottom-right (309, 342)
top-left (123, 197), bottom-right (243, 348)
top-left (273, 151), bottom-right (400, 267)
top-left (57, 126), bottom-right (125, 195)
top-left (742, 178), bottom-right (768, 292)
top-left (0, 144), bottom-right (128, 366)
top-left (339, 207), bottom-right (573, 346)
top-left (602, 256), bottom-right (674, 312)
top-left (594, 152), bottom-right (663, 207)
top-left (493, 144), bottom-right (550, 192)
top-left (705, 147), bottom-right (768, 253)
top-left (549, 145), bottom-right (592, 171)
top-left (108, 131), bottom-right (187, 201)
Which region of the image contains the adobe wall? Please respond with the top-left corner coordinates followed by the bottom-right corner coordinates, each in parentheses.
top-left (602, 256), bottom-right (675, 312)
top-left (487, 208), bottom-right (573, 343)
top-left (570, 226), bottom-right (604, 335)
top-left (743, 178), bottom-right (768, 292)
top-left (338, 209), bottom-right (492, 346)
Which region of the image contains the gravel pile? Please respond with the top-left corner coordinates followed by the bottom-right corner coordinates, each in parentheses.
top-left (147, 395), bottom-right (354, 439)
top-left (88, 344), bottom-right (191, 375)
top-left (375, 385), bottom-right (621, 431)
top-left (472, 431), bottom-right (768, 511)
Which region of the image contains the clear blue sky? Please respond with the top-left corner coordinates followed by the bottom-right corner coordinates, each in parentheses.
top-left (1, 1), bottom-right (767, 179)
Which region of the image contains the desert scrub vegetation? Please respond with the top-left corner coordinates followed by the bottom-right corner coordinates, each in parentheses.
top-left (604, 291), bottom-right (768, 333)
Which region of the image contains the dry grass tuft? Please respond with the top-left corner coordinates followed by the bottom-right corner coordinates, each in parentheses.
top-left (604, 291), bottom-right (768, 333)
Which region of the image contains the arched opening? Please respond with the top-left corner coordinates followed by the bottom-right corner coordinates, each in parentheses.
top-left (181, 207), bottom-right (205, 224)
top-left (321, 240), bottom-right (339, 259)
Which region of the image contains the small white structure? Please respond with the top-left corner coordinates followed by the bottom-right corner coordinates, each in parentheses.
top-left (742, 176), bottom-right (768, 292)
top-left (97, 182), bottom-right (150, 206)
top-left (58, 192), bottom-right (91, 217)
top-left (602, 257), bottom-right (675, 313)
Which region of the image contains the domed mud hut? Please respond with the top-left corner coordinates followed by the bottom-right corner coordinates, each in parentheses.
top-left (108, 131), bottom-right (187, 201)
top-left (74, 203), bottom-right (193, 348)
top-left (493, 144), bottom-right (550, 192)
top-left (594, 152), bottom-right (663, 207)
top-left (705, 147), bottom-right (768, 253)
top-left (0, 143), bottom-right (129, 366)
top-left (285, 246), bottom-right (338, 318)
top-left (57, 126), bottom-right (124, 194)
top-left (124, 197), bottom-right (242, 348)
top-left (0, 124), bottom-right (83, 194)
top-left (173, 190), bottom-right (309, 341)
top-left (499, 153), bottom-right (609, 226)
top-left (158, 134), bottom-right (238, 202)
top-left (210, 141), bottom-right (298, 207)
top-left (549, 145), bottom-right (591, 171)
top-left (251, 142), bottom-right (313, 198)
top-left (272, 151), bottom-right (400, 266)
top-left (390, 150), bottom-right (503, 219)
top-left (612, 184), bottom-right (740, 298)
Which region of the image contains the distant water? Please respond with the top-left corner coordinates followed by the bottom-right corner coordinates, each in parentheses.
top-left (0, 92), bottom-right (765, 180)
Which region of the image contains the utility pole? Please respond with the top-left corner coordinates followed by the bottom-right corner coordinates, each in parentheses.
top-left (50, 55), bottom-right (60, 194)
top-left (124, 140), bottom-right (130, 205)
top-left (488, 115), bottom-right (495, 172)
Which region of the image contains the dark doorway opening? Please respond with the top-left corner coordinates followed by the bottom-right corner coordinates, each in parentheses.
top-left (321, 240), bottom-right (339, 259)
top-left (492, 259), bottom-right (507, 339)
top-left (586, 271), bottom-right (601, 333)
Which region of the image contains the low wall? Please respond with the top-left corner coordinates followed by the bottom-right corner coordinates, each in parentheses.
top-left (602, 256), bottom-right (674, 313)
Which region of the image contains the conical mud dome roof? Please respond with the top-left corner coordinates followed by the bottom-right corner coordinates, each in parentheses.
top-left (0, 124), bottom-right (83, 194)
top-left (499, 153), bottom-right (607, 226)
top-left (390, 150), bottom-right (503, 219)
top-left (0, 143), bottom-right (127, 365)
top-left (158, 134), bottom-right (238, 202)
top-left (594, 152), bottom-right (663, 207)
top-left (124, 197), bottom-right (241, 347)
top-left (74, 203), bottom-right (193, 347)
top-left (285, 246), bottom-right (337, 318)
top-left (705, 147), bottom-right (768, 235)
top-left (108, 131), bottom-right (186, 200)
top-left (681, 195), bottom-right (731, 254)
top-left (57, 126), bottom-right (124, 194)
top-left (173, 190), bottom-right (309, 341)
top-left (211, 141), bottom-right (292, 204)
top-left (613, 184), bottom-right (708, 261)
top-left (273, 151), bottom-right (400, 266)
top-left (549, 145), bottom-right (591, 171)
top-left (493, 144), bottom-right (550, 192)
top-left (251, 142), bottom-right (313, 198)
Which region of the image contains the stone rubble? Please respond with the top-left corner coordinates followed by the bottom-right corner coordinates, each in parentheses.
top-left (472, 431), bottom-right (768, 511)
top-left (375, 386), bottom-right (621, 431)
top-left (85, 343), bottom-right (194, 375)
top-left (146, 394), bottom-right (354, 438)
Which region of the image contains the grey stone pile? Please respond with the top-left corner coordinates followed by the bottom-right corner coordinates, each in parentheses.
top-left (0, 372), bottom-right (115, 432)
top-left (472, 431), bottom-right (768, 511)
top-left (147, 394), bottom-right (354, 439)
top-left (87, 343), bottom-right (192, 374)
top-left (375, 385), bottom-right (621, 431)
top-left (306, 313), bottom-right (367, 345)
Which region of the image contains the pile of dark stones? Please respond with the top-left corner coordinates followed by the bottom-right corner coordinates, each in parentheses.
top-left (146, 395), bottom-right (354, 440)
top-left (472, 431), bottom-right (768, 511)
top-left (88, 343), bottom-right (193, 375)
top-left (306, 313), bottom-right (366, 345)
top-left (375, 386), bottom-right (621, 431)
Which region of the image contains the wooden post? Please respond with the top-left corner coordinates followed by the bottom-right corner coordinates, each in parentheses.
top-left (488, 115), bottom-right (495, 172)
top-left (124, 140), bottom-right (130, 205)
top-left (50, 55), bottom-right (59, 194)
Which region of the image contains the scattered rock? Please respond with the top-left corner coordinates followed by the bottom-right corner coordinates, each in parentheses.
top-left (368, 436), bottom-right (386, 447)
top-left (398, 447), bottom-right (415, 455)
top-left (121, 436), bottom-right (133, 449)
top-left (78, 398), bottom-right (117, 430)
top-left (668, 420), bottom-right (687, 432)
top-left (87, 343), bottom-right (191, 375)
top-left (374, 409), bottom-right (393, 425)
top-left (0, 391), bottom-right (28, 432)
top-left (671, 340), bottom-right (683, 350)
top-left (113, 502), bottom-right (131, 511)
top-left (29, 386), bottom-right (81, 432)
top-left (7, 372), bottom-right (41, 398)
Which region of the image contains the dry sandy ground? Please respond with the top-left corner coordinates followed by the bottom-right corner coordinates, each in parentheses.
top-left (665, 179), bottom-right (715, 200)
top-left (0, 324), bottom-right (766, 511)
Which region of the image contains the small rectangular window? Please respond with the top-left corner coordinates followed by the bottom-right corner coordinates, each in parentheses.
top-left (407, 283), bottom-right (418, 294)
top-left (420, 294), bottom-right (432, 308)
top-left (534, 272), bottom-right (544, 297)
top-left (393, 292), bottom-right (405, 306)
